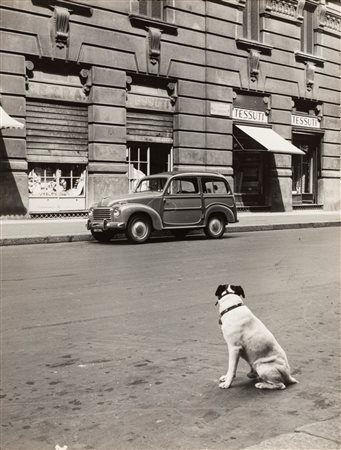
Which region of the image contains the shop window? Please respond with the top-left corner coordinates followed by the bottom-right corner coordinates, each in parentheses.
top-left (127, 143), bottom-right (173, 192)
top-left (243, 0), bottom-right (261, 41)
top-left (301, 1), bottom-right (317, 54)
top-left (28, 164), bottom-right (86, 198)
top-left (138, 0), bottom-right (165, 20)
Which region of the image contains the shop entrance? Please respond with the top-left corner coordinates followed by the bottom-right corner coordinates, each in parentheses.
top-left (292, 135), bottom-right (320, 204)
top-left (233, 151), bottom-right (267, 206)
top-left (127, 143), bottom-right (173, 192)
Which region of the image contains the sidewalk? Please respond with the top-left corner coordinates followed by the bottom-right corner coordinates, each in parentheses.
top-left (243, 415), bottom-right (341, 450)
top-left (0, 210), bottom-right (340, 246)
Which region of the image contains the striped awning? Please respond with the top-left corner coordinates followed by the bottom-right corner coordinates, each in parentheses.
top-left (0, 105), bottom-right (24, 129)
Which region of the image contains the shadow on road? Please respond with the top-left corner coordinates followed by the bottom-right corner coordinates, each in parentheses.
top-left (89, 232), bottom-right (239, 246)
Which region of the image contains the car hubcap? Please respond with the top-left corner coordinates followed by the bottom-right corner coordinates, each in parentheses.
top-left (210, 218), bottom-right (223, 235)
top-left (132, 221), bottom-right (148, 240)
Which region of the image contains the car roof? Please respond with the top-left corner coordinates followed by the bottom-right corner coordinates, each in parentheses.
top-left (144, 171), bottom-right (227, 179)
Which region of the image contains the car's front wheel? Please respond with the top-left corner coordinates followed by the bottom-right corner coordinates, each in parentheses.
top-left (91, 229), bottom-right (115, 242)
top-left (126, 215), bottom-right (151, 244)
top-left (205, 215), bottom-right (226, 239)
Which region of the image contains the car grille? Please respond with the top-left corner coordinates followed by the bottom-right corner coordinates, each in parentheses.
top-left (93, 208), bottom-right (112, 221)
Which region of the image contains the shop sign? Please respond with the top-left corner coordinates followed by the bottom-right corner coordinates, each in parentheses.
top-left (28, 81), bottom-right (88, 103)
top-left (210, 102), bottom-right (231, 117)
top-left (127, 93), bottom-right (174, 112)
top-left (232, 107), bottom-right (268, 123)
top-left (291, 114), bottom-right (320, 128)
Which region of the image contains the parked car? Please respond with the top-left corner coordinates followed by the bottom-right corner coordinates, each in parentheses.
top-left (87, 171), bottom-right (238, 244)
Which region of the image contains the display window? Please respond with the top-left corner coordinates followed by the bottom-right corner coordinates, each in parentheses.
top-left (28, 163), bottom-right (86, 211)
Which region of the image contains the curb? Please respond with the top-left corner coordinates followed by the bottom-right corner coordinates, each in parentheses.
top-left (1, 220), bottom-right (340, 246)
top-left (0, 234), bottom-right (92, 246)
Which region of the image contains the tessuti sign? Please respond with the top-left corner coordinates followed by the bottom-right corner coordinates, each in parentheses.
top-left (291, 114), bottom-right (320, 128)
top-left (232, 107), bottom-right (268, 123)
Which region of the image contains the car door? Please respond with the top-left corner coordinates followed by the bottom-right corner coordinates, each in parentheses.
top-left (162, 176), bottom-right (203, 227)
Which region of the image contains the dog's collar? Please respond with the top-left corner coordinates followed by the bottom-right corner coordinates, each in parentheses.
top-left (218, 303), bottom-right (244, 325)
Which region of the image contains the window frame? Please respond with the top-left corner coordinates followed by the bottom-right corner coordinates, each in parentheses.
top-left (301, 1), bottom-right (317, 55)
top-left (243, 0), bottom-right (261, 42)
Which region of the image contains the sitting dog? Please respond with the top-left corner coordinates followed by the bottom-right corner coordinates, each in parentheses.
top-left (215, 284), bottom-right (298, 390)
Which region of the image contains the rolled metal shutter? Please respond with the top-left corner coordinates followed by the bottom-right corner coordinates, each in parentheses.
top-left (26, 100), bottom-right (88, 163)
top-left (127, 110), bottom-right (173, 143)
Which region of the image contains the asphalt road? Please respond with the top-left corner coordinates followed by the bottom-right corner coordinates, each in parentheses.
top-left (1, 228), bottom-right (340, 450)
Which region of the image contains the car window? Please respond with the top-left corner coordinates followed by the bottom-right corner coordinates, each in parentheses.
top-left (168, 178), bottom-right (199, 195)
top-left (135, 177), bottom-right (167, 192)
top-left (202, 178), bottom-right (229, 194)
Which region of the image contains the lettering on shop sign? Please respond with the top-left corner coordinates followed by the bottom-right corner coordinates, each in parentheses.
top-left (210, 102), bottom-right (231, 117)
top-left (27, 82), bottom-right (88, 102)
top-left (291, 115), bottom-right (320, 128)
top-left (127, 93), bottom-right (174, 112)
top-left (232, 107), bottom-right (268, 123)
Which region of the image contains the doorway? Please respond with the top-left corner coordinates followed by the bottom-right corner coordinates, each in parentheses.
top-left (292, 134), bottom-right (320, 204)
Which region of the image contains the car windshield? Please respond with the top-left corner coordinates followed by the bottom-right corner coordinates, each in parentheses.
top-left (135, 177), bottom-right (168, 193)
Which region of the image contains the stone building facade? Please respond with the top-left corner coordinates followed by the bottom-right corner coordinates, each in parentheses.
top-left (0, 0), bottom-right (340, 216)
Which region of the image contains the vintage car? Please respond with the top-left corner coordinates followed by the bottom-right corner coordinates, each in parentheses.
top-left (87, 171), bottom-right (238, 244)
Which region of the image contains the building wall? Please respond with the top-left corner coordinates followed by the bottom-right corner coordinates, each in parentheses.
top-left (0, 0), bottom-right (340, 216)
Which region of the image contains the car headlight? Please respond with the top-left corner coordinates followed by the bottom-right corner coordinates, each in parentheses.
top-left (113, 207), bottom-right (121, 217)
top-left (88, 208), bottom-right (94, 218)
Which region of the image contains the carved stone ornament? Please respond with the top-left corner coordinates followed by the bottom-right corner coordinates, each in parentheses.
top-left (25, 60), bottom-right (34, 90)
top-left (147, 27), bottom-right (162, 65)
top-left (265, 0), bottom-right (305, 22)
top-left (306, 61), bottom-right (315, 92)
top-left (248, 49), bottom-right (260, 82)
top-left (52, 6), bottom-right (70, 49)
top-left (167, 81), bottom-right (177, 105)
top-left (79, 68), bottom-right (92, 95)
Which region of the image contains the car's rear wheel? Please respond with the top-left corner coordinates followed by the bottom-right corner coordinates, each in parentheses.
top-left (126, 215), bottom-right (151, 244)
top-left (205, 215), bottom-right (226, 239)
top-left (171, 229), bottom-right (188, 240)
top-left (91, 229), bottom-right (115, 242)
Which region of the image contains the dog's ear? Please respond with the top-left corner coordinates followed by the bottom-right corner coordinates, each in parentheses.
top-left (215, 284), bottom-right (226, 298)
top-left (231, 285), bottom-right (245, 298)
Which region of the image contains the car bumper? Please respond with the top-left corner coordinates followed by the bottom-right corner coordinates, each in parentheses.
top-left (86, 219), bottom-right (126, 231)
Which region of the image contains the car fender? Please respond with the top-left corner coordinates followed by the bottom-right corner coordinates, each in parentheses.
top-left (120, 203), bottom-right (163, 231)
top-left (204, 205), bottom-right (235, 225)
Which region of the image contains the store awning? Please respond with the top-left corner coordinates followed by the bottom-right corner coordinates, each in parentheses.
top-left (236, 125), bottom-right (305, 155)
top-left (0, 105), bottom-right (24, 129)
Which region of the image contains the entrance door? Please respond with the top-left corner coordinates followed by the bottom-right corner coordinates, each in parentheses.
top-left (127, 143), bottom-right (173, 192)
top-left (233, 152), bottom-right (266, 206)
top-left (292, 135), bottom-right (319, 204)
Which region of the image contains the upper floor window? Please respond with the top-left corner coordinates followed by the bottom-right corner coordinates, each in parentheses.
top-left (243, 0), bottom-right (260, 41)
top-left (138, 0), bottom-right (165, 20)
top-left (301, 1), bottom-right (317, 54)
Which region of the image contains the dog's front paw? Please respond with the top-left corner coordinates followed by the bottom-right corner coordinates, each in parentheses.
top-left (219, 381), bottom-right (232, 389)
top-left (219, 375), bottom-right (227, 382)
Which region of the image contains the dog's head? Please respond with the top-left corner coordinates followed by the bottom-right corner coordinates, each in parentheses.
top-left (215, 284), bottom-right (245, 302)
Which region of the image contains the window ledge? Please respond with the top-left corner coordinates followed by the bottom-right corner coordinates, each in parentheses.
top-left (236, 38), bottom-right (273, 54)
top-left (129, 14), bottom-right (178, 35)
top-left (295, 51), bottom-right (325, 66)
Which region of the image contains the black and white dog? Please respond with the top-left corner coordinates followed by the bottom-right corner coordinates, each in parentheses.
top-left (215, 284), bottom-right (298, 390)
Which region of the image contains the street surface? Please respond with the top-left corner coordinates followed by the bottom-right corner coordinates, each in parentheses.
top-left (1, 228), bottom-right (340, 450)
